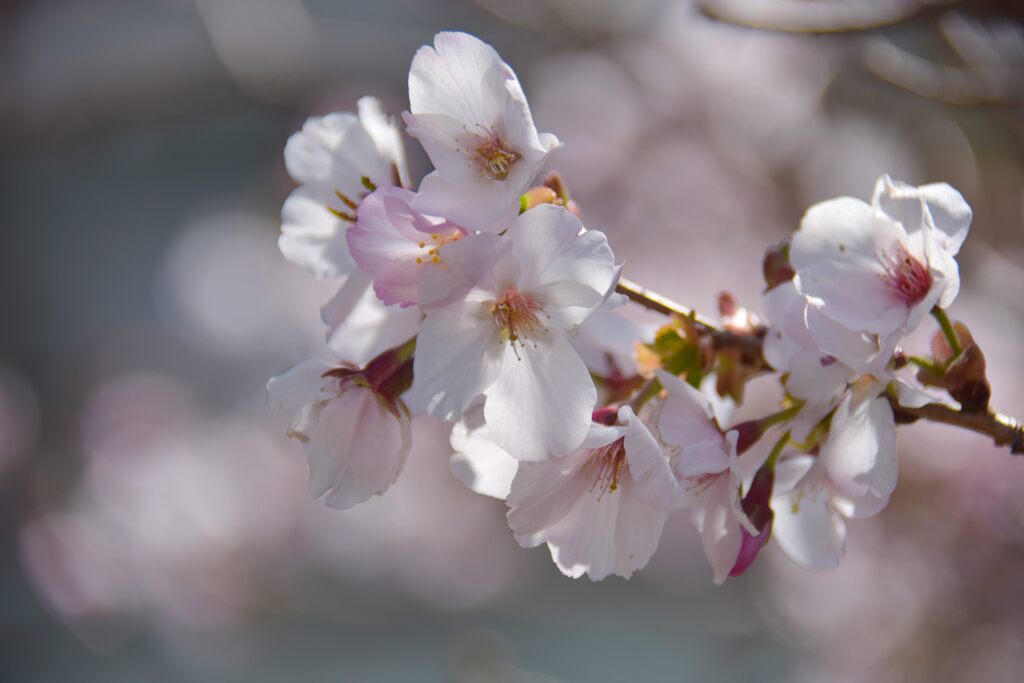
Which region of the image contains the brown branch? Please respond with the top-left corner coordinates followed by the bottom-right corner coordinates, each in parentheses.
top-left (889, 397), bottom-right (1024, 454)
top-left (617, 276), bottom-right (1024, 455)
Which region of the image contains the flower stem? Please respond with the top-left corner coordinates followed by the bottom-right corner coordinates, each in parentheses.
top-left (932, 307), bottom-right (962, 358)
top-left (765, 431), bottom-right (791, 469)
top-left (908, 355), bottom-right (944, 376)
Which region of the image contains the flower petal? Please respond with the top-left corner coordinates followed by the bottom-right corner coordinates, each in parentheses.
top-left (408, 300), bottom-right (503, 421)
top-left (618, 406), bottom-right (682, 510)
top-left (267, 359), bottom-right (334, 412)
top-left (485, 332), bottom-right (597, 461)
top-left (820, 389), bottom-right (898, 503)
top-left (305, 387), bottom-right (410, 509)
top-left (771, 457), bottom-right (846, 571)
top-left (791, 197), bottom-right (911, 334)
top-left (279, 187), bottom-right (355, 279)
top-left (449, 402), bottom-right (519, 500)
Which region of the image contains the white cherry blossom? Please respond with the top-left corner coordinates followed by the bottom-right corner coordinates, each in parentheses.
top-left (506, 406), bottom-right (680, 581)
top-left (772, 446), bottom-right (893, 572)
top-left (409, 204), bottom-right (618, 461)
top-left (790, 175), bottom-right (971, 347)
top-left (281, 97), bottom-right (409, 279)
top-left (405, 31), bottom-right (560, 233)
top-left (654, 370), bottom-right (756, 584)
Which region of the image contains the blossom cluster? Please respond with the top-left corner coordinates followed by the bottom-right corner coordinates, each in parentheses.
top-left (270, 31), bottom-right (984, 583)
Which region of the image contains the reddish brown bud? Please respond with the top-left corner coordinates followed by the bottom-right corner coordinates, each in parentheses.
top-left (763, 240), bottom-right (795, 290)
top-left (591, 405), bottom-right (619, 426)
top-left (921, 322), bottom-right (990, 413)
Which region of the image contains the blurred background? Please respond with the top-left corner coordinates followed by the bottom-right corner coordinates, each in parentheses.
top-left (2, 0), bottom-right (1024, 681)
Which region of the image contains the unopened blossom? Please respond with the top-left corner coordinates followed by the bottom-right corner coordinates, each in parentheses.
top-left (268, 346), bottom-right (413, 509)
top-left (346, 186), bottom-right (466, 307)
top-left (409, 204), bottom-right (618, 461)
top-left (655, 370), bottom-right (756, 584)
top-left (506, 406), bottom-right (681, 581)
top-left (281, 97), bottom-right (409, 279)
top-left (790, 175), bottom-right (972, 352)
top-left (405, 31), bottom-right (560, 232)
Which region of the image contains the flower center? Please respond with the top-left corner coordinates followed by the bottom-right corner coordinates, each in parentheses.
top-left (473, 135), bottom-right (521, 181)
top-left (878, 241), bottom-right (932, 306)
top-left (492, 288), bottom-right (545, 349)
top-left (414, 229), bottom-right (463, 267)
top-left (584, 438), bottom-right (627, 496)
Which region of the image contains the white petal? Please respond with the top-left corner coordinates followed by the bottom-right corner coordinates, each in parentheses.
top-left (804, 302), bottom-right (881, 373)
top-left (284, 112), bottom-right (391, 197)
top-left (449, 403), bottom-right (519, 500)
top-left (408, 31), bottom-right (510, 129)
top-left (409, 300), bottom-right (503, 421)
top-left (322, 272), bottom-right (421, 367)
top-left (356, 96), bottom-right (410, 188)
top-left (611, 484), bottom-right (670, 579)
top-left (411, 170), bottom-right (524, 234)
top-left (484, 332), bottom-right (596, 461)
top-left (305, 387), bottom-right (409, 509)
top-left (771, 460), bottom-right (846, 571)
top-left (507, 206), bottom-right (615, 320)
top-left (618, 406), bottom-right (682, 510)
top-left (791, 197), bottom-right (910, 334)
top-left (821, 390), bottom-right (898, 503)
top-left (279, 187), bottom-right (354, 279)
top-left (695, 475), bottom-right (744, 585)
top-left (267, 359), bottom-right (334, 412)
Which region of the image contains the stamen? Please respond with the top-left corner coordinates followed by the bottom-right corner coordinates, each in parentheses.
top-left (467, 131), bottom-right (521, 181)
top-left (878, 241), bottom-right (932, 306)
top-left (582, 438), bottom-right (628, 497)
top-left (491, 288), bottom-right (545, 354)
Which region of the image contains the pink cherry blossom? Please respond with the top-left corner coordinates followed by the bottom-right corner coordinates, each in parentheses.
top-left (346, 186), bottom-right (466, 307)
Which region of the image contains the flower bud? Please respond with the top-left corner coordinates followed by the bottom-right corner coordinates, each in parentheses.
top-left (730, 465), bottom-right (775, 578)
top-left (762, 240), bottom-right (795, 290)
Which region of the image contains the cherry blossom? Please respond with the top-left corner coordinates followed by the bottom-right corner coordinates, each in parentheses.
top-left (409, 204), bottom-right (618, 461)
top-left (346, 186), bottom-right (466, 307)
top-left (654, 370), bottom-right (757, 584)
top-left (267, 348), bottom-right (412, 510)
top-left (404, 31), bottom-right (560, 232)
top-left (506, 406), bottom-right (680, 580)
top-left (280, 97), bottom-right (409, 280)
top-left (790, 175), bottom-right (971, 349)
top-left (774, 389), bottom-right (897, 573)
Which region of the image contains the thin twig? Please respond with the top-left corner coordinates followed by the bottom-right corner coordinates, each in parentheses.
top-left (615, 278), bottom-right (767, 366)
top-left (618, 276), bottom-right (1024, 455)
